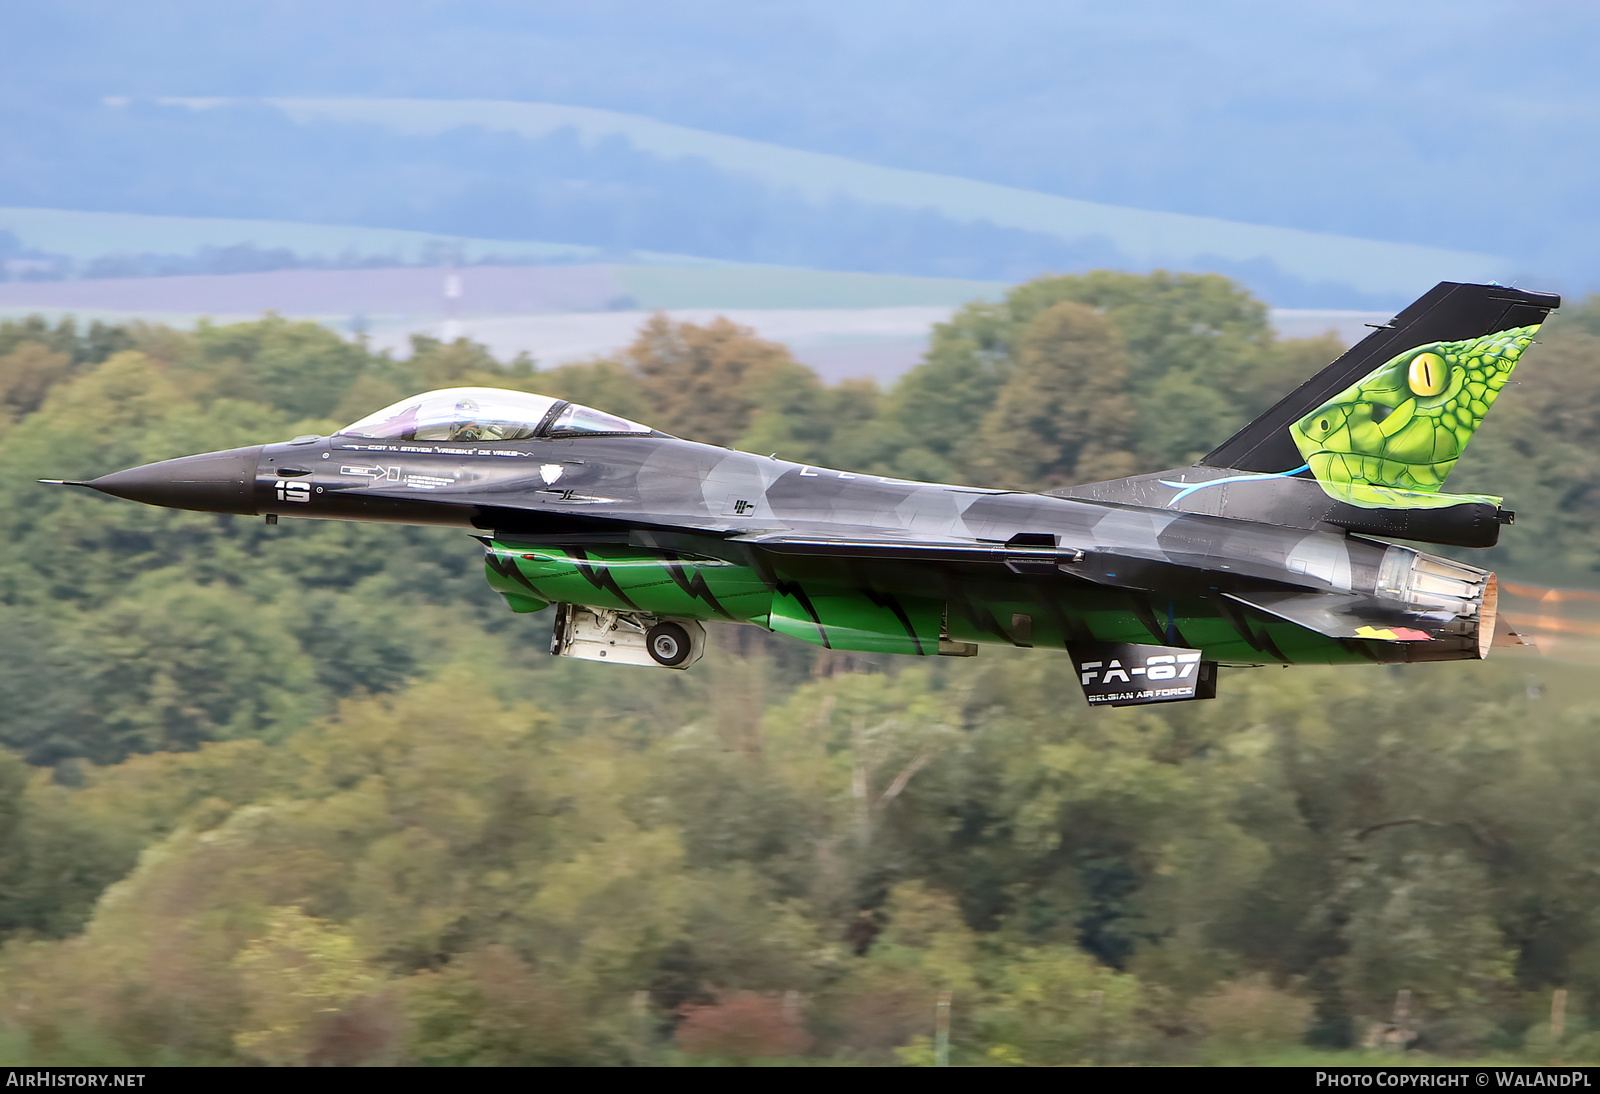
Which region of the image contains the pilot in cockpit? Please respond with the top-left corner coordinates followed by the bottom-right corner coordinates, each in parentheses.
top-left (446, 397), bottom-right (498, 441)
top-left (337, 387), bottom-right (653, 443)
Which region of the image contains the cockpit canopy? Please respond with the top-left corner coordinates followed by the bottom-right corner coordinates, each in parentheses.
top-left (336, 387), bottom-right (652, 443)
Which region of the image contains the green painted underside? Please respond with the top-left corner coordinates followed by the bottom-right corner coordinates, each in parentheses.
top-left (484, 541), bottom-right (1390, 666)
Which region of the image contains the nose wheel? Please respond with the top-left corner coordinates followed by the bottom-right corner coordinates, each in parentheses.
top-left (646, 621), bottom-right (692, 667)
top-left (548, 606), bottom-right (704, 669)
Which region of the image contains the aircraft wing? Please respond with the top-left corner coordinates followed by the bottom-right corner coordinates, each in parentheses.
top-left (727, 530), bottom-right (1083, 569)
top-left (727, 530), bottom-right (1320, 595)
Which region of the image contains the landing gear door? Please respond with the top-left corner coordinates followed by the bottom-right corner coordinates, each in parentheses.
top-left (1068, 643), bottom-right (1217, 708)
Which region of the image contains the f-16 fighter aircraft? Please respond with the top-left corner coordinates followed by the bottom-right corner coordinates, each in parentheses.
top-left (48, 281), bottom-right (1557, 707)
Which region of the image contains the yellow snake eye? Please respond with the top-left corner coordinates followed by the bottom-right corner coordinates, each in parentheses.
top-left (1407, 352), bottom-right (1448, 396)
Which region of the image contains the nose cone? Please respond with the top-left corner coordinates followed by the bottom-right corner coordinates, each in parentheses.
top-left (86, 445), bottom-right (264, 515)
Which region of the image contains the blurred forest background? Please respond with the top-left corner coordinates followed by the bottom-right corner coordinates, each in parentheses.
top-left (6, 272), bottom-right (1600, 1064)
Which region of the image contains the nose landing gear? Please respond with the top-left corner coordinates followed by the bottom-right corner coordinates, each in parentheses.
top-left (646, 621), bottom-right (693, 667)
top-left (549, 604), bottom-right (706, 669)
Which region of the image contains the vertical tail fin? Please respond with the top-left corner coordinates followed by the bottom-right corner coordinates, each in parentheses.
top-left (1061, 283), bottom-right (1560, 548)
top-left (1203, 282), bottom-right (1560, 498)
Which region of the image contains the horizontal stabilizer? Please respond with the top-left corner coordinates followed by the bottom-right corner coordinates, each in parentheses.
top-left (1223, 590), bottom-right (1434, 641)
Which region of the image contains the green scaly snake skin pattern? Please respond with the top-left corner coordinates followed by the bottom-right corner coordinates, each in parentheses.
top-left (1288, 325), bottom-right (1539, 509)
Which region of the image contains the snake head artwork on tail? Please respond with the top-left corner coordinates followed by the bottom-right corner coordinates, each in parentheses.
top-left (46, 281), bottom-right (1557, 707)
top-left (1286, 325), bottom-right (1536, 508)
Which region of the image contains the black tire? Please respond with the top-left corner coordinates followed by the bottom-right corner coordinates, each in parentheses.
top-left (646, 621), bottom-right (692, 667)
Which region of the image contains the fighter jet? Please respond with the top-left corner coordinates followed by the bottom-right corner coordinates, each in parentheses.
top-left (47, 281), bottom-right (1557, 707)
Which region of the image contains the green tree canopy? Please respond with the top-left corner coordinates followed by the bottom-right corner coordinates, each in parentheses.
top-left (973, 300), bottom-right (1138, 489)
top-left (0, 272), bottom-right (1597, 1065)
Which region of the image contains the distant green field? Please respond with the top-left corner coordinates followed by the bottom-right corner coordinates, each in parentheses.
top-left (0, 208), bottom-right (1007, 314)
top-left (0, 206), bottom-right (605, 264)
top-left (617, 265), bottom-right (1003, 310)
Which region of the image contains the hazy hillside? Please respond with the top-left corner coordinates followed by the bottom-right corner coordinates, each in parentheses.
top-left (0, 2), bottom-right (1592, 305)
top-left (3, 96), bottom-right (1450, 306)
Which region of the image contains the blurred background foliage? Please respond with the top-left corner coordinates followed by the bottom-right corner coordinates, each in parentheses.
top-left (3, 272), bottom-right (1600, 1064)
